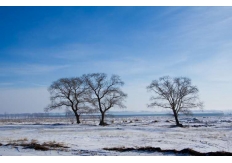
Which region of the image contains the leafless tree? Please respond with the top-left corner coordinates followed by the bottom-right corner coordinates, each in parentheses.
top-left (45, 77), bottom-right (90, 124)
top-left (83, 73), bottom-right (127, 126)
top-left (147, 76), bottom-right (203, 127)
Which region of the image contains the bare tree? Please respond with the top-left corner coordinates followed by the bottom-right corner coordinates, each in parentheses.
top-left (45, 77), bottom-right (90, 124)
top-left (83, 73), bottom-right (127, 126)
top-left (147, 76), bottom-right (203, 127)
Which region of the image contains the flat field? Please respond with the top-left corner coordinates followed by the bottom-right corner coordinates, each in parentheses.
top-left (0, 115), bottom-right (232, 156)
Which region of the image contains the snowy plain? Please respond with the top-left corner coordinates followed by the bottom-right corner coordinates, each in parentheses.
top-left (0, 115), bottom-right (232, 156)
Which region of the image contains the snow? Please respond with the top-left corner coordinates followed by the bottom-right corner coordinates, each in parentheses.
top-left (0, 115), bottom-right (232, 156)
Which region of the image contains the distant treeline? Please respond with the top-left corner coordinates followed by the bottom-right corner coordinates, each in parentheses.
top-left (0, 112), bottom-right (116, 119)
top-left (0, 112), bottom-right (227, 120)
top-left (0, 113), bottom-right (70, 119)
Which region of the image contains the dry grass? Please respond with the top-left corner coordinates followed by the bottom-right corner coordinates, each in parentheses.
top-left (3, 139), bottom-right (69, 151)
top-left (42, 141), bottom-right (67, 148)
top-left (103, 146), bottom-right (232, 156)
top-left (8, 138), bottom-right (28, 144)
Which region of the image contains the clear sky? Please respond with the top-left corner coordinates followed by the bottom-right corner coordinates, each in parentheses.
top-left (0, 6), bottom-right (232, 113)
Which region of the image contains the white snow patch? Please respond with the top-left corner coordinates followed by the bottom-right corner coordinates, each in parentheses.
top-left (0, 116), bottom-right (232, 155)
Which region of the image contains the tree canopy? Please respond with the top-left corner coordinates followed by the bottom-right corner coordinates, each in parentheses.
top-left (147, 76), bottom-right (203, 126)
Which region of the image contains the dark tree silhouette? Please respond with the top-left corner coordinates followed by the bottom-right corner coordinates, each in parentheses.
top-left (45, 77), bottom-right (90, 124)
top-left (147, 76), bottom-right (203, 127)
top-left (84, 73), bottom-right (127, 126)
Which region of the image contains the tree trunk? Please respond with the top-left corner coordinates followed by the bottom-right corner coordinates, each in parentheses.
top-left (173, 109), bottom-right (182, 127)
top-left (99, 111), bottom-right (107, 126)
top-left (73, 111), bottom-right (80, 124)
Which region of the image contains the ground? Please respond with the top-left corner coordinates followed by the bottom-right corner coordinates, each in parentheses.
top-left (0, 115), bottom-right (232, 156)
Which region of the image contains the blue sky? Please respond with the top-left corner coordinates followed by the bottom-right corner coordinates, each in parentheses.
top-left (1, 7), bottom-right (232, 113)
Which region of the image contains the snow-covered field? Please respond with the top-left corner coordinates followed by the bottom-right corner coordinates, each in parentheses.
top-left (0, 115), bottom-right (232, 156)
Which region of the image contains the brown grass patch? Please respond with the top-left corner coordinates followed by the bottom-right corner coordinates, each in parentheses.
top-left (103, 146), bottom-right (232, 156)
top-left (3, 139), bottom-right (69, 151)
